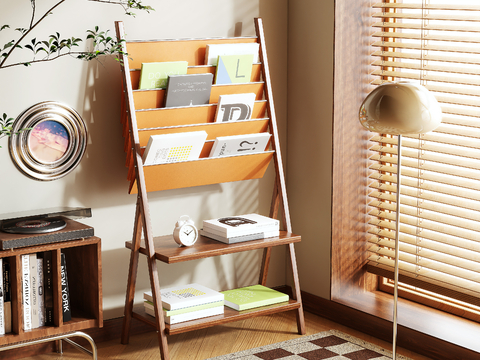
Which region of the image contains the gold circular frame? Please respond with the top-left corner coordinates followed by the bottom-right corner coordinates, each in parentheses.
top-left (9, 101), bottom-right (87, 181)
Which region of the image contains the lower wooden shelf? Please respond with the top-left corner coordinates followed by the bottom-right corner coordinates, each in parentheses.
top-left (131, 300), bottom-right (302, 336)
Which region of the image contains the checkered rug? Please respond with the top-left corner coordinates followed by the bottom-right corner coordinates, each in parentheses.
top-left (207, 330), bottom-right (411, 360)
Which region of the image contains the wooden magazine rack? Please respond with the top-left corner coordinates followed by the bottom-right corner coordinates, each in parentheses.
top-left (115, 18), bottom-right (305, 360)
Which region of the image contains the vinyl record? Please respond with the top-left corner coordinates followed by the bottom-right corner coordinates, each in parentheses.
top-left (1, 217), bottom-right (67, 234)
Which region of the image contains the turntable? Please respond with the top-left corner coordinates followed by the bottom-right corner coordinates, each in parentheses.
top-left (0, 207), bottom-right (93, 250)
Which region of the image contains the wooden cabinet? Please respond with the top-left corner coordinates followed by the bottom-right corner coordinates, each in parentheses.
top-left (0, 236), bottom-right (102, 345)
top-left (116, 18), bottom-right (305, 360)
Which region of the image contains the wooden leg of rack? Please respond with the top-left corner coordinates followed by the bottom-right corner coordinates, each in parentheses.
top-left (259, 247), bottom-right (272, 286)
top-left (121, 201), bottom-right (143, 345)
top-left (145, 254), bottom-right (170, 359)
top-left (288, 243), bottom-right (306, 335)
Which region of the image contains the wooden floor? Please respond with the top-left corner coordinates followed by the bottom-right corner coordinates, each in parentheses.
top-left (28, 311), bottom-right (431, 360)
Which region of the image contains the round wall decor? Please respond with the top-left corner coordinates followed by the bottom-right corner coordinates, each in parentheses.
top-left (9, 101), bottom-right (87, 181)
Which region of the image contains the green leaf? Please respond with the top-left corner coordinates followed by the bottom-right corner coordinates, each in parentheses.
top-left (0, 25), bottom-right (9, 31)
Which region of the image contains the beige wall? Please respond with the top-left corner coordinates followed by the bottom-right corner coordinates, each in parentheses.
top-left (0, 0), bottom-right (290, 319)
top-left (287, 0), bottom-right (334, 299)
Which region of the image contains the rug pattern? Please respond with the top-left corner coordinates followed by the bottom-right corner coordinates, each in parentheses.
top-left (207, 330), bottom-right (411, 360)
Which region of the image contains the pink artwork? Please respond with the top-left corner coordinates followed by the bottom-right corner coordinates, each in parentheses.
top-left (28, 120), bottom-right (70, 163)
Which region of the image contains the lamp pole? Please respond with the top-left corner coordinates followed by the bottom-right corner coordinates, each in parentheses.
top-left (392, 134), bottom-right (402, 360)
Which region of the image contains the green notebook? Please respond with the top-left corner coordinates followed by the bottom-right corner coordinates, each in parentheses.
top-left (138, 61), bottom-right (188, 89)
top-left (221, 285), bottom-right (289, 311)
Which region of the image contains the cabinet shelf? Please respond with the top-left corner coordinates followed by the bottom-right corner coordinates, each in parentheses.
top-left (0, 236), bottom-right (102, 347)
top-left (126, 231), bottom-right (300, 264)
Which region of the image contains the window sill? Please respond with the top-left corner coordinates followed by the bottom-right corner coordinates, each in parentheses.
top-left (330, 290), bottom-right (480, 355)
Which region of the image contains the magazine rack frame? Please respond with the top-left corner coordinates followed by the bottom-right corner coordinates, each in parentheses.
top-left (115, 18), bottom-right (305, 360)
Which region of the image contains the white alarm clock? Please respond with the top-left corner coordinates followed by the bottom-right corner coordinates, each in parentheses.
top-left (173, 215), bottom-right (198, 247)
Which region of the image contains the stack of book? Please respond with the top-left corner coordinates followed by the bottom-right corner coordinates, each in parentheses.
top-left (144, 283), bottom-right (224, 324)
top-left (222, 285), bottom-right (289, 311)
top-left (200, 213), bottom-right (280, 244)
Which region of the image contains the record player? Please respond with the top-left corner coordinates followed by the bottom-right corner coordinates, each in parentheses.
top-left (0, 207), bottom-right (93, 250)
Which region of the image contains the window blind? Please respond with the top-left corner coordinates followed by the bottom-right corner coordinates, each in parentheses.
top-left (367, 0), bottom-right (480, 308)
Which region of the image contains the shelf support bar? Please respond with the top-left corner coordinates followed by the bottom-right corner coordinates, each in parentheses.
top-left (0, 331), bottom-right (98, 360)
top-left (121, 199), bottom-right (143, 345)
top-left (115, 21), bottom-right (170, 360)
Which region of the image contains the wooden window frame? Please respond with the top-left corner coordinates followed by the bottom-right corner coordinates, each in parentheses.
top-left (331, 0), bottom-right (480, 355)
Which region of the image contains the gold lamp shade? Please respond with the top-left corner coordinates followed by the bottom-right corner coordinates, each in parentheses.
top-left (359, 82), bottom-right (442, 135)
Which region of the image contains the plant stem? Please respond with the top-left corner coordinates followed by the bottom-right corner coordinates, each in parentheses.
top-left (0, 0), bottom-right (67, 68)
top-left (0, 51), bottom-right (96, 69)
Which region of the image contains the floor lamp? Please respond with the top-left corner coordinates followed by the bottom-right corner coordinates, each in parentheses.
top-left (358, 82), bottom-right (442, 359)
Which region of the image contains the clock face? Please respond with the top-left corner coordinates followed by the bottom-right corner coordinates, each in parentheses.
top-left (179, 224), bottom-right (197, 245)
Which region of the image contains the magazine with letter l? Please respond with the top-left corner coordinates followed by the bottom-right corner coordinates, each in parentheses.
top-left (205, 43), bottom-right (260, 66)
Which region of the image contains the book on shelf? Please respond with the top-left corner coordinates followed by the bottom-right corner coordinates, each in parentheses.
top-left (142, 131), bottom-right (208, 166)
top-left (21, 254), bottom-right (31, 331)
top-left (221, 285), bottom-right (289, 311)
top-left (203, 213), bottom-right (279, 238)
top-left (144, 283), bottom-right (224, 311)
top-left (144, 300), bottom-right (224, 324)
top-left (29, 253), bottom-right (39, 329)
top-left (3, 259), bottom-right (11, 334)
top-left (214, 93), bottom-right (256, 123)
top-left (215, 54), bottom-right (254, 85)
top-left (44, 251), bottom-right (54, 326)
top-left (60, 252), bottom-right (71, 322)
top-left (199, 229), bottom-right (264, 244)
top-left (138, 61), bottom-right (188, 90)
top-left (0, 258), bottom-right (4, 335)
top-left (164, 73), bottom-right (213, 108)
top-left (209, 133), bottom-right (271, 158)
top-left (37, 255), bottom-right (45, 327)
top-left (204, 43), bottom-right (260, 66)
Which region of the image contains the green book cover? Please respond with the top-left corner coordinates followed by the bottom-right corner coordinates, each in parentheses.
top-left (221, 285), bottom-right (289, 311)
top-left (139, 61), bottom-right (188, 90)
top-left (144, 299), bottom-right (224, 316)
top-left (215, 54), bottom-right (254, 84)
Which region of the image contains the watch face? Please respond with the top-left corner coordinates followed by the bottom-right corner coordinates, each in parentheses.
top-left (179, 224), bottom-right (197, 245)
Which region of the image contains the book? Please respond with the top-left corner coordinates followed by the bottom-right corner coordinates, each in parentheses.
top-left (164, 73), bottom-right (213, 108)
top-left (144, 283), bottom-right (224, 311)
top-left (205, 43), bottom-right (260, 66)
top-left (21, 254), bottom-right (31, 331)
top-left (37, 255), bottom-right (45, 327)
top-left (144, 300), bottom-right (224, 324)
top-left (221, 285), bottom-right (289, 311)
top-left (214, 93), bottom-right (256, 122)
top-left (29, 253), bottom-right (39, 329)
top-left (203, 214), bottom-right (280, 238)
top-left (44, 251), bottom-right (54, 326)
top-left (144, 299), bottom-right (223, 317)
top-left (60, 253), bottom-right (71, 322)
top-left (138, 61), bottom-right (188, 90)
top-left (209, 133), bottom-right (271, 158)
top-left (199, 229), bottom-right (264, 244)
top-left (142, 131), bottom-right (208, 166)
top-left (3, 260), bottom-right (11, 333)
top-left (0, 258), bottom-right (3, 335)
top-left (215, 54), bottom-right (254, 84)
